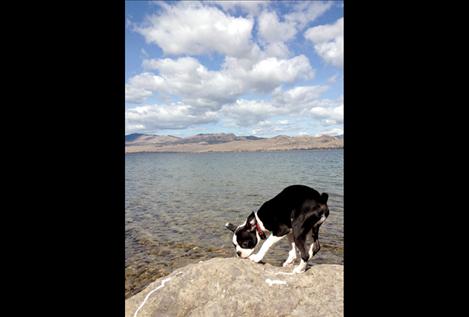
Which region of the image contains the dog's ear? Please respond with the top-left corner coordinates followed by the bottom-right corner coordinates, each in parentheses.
top-left (225, 222), bottom-right (237, 232)
top-left (247, 212), bottom-right (257, 231)
top-left (320, 193), bottom-right (329, 204)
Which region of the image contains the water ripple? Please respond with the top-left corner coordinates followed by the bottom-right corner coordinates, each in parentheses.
top-left (125, 149), bottom-right (343, 298)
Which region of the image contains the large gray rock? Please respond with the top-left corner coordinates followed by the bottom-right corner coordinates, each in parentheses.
top-left (125, 257), bottom-right (343, 317)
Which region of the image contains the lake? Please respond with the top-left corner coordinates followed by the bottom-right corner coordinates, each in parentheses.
top-left (125, 149), bottom-right (343, 298)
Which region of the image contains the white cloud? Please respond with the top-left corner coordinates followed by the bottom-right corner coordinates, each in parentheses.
top-left (125, 103), bottom-right (218, 133)
top-left (272, 85), bottom-right (328, 111)
top-left (221, 85), bottom-right (330, 128)
top-left (251, 119), bottom-right (291, 135)
top-left (126, 56), bottom-right (334, 131)
top-left (262, 42), bottom-right (291, 59)
top-left (125, 1), bottom-right (342, 134)
top-left (125, 85), bottom-right (153, 104)
top-left (221, 99), bottom-right (281, 127)
top-left (310, 103), bottom-right (343, 125)
top-left (256, 2), bottom-right (332, 58)
top-left (213, 1), bottom-right (267, 16)
top-left (128, 72), bottom-right (166, 91)
top-left (315, 127), bottom-right (343, 136)
top-left (305, 17), bottom-right (344, 67)
top-left (136, 2), bottom-right (255, 58)
top-left (285, 1), bottom-right (334, 30)
top-left (327, 74), bottom-right (339, 84)
top-left (258, 10), bottom-right (297, 44)
top-left (247, 55), bottom-right (314, 91)
top-left (256, 11), bottom-right (295, 58)
top-left (141, 57), bottom-right (244, 109)
top-left (127, 55), bottom-right (313, 106)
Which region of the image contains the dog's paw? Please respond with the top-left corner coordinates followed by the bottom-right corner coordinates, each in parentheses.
top-left (292, 266), bottom-right (306, 274)
top-left (292, 261), bottom-right (307, 274)
top-left (249, 254), bottom-right (263, 263)
top-left (282, 258), bottom-right (296, 267)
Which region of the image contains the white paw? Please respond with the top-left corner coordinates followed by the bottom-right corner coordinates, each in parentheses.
top-left (282, 258), bottom-right (296, 267)
top-left (249, 254), bottom-right (263, 263)
top-left (293, 266), bottom-right (305, 274)
top-left (293, 261), bottom-right (307, 274)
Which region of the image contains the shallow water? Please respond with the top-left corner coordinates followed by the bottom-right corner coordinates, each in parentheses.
top-left (125, 149), bottom-right (343, 298)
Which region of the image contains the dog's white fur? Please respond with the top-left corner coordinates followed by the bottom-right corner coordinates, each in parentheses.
top-left (248, 234), bottom-right (284, 263)
top-left (282, 232), bottom-right (297, 267)
top-left (293, 259), bottom-right (307, 274)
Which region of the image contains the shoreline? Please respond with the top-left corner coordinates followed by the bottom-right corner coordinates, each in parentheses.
top-left (125, 147), bottom-right (344, 155)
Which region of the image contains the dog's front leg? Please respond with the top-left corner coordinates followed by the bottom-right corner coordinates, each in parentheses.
top-left (249, 234), bottom-right (284, 263)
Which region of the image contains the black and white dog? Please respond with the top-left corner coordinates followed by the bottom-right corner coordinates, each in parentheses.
top-left (225, 185), bottom-right (329, 273)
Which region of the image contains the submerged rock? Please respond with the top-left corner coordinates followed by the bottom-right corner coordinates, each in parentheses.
top-left (125, 257), bottom-right (343, 317)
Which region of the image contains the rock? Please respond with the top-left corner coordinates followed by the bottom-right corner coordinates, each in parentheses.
top-left (125, 257), bottom-right (343, 317)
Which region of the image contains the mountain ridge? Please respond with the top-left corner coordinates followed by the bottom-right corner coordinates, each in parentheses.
top-left (125, 133), bottom-right (343, 153)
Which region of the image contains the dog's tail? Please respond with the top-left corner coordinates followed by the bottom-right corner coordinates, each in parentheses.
top-left (320, 193), bottom-right (330, 218)
top-left (320, 192), bottom-right (329, 204)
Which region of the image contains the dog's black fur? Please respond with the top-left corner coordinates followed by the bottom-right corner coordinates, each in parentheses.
top-left (226, 185), bottom-right (329, 270)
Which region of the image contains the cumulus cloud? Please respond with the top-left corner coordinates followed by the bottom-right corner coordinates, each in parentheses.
top-left (125, 103), bottom-right (218, 133)
top-left (127, 72), bottom-right (166, 91)
top-left (125, 85), bottom-right (153, 104)
top-left (212, 1), bottom-right (267, 16)
top-left (251, 119), bottom-right (291, 135)
top-left (316, 127), bottom-right (343, 136)
top-left (247, 55), bottom-right (314, 91)
top-left (258, 11), bottom-right (296, 43)
top-left (221, 85), bottom-right (331, 128)
top-left (285, 1), bottom-right (333, 30)
top-left (136, 2), bottom-right (255, 58)
top-left (221, 99), bottom-right (281, 127)
top-left (128, 55), bottom-right (313, 106)
top-left (305, 17), bottom-right (344, 67)
top-left (256, 2), bottom-right (332, 58)
top-left (125, 1), bottom-right (342, 134)
top-left (310, 101), bottom-right (343, 125)
top-left (272, 85), bottom-right (328, 111)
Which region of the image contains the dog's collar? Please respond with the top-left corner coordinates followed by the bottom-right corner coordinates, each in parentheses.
top-left (255, 221), bottom-right (267, 240)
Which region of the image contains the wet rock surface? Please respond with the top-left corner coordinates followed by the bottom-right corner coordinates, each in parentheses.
top-left (125, 257), bottom-right (343, 317)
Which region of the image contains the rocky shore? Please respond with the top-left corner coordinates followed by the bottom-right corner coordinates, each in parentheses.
top-left (125, 257), bottom-right (343, 317)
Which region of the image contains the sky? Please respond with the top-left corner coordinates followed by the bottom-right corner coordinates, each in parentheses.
top-left (125, 1), bottom-right (343, 137)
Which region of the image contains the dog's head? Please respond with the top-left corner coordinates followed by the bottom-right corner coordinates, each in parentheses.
top-left (225, 212), bottom-right (260, 258)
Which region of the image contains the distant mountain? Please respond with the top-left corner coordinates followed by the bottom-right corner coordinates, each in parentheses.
top-left (125, 133), bottom-right (181, 145)
top-left (125, 133), bottom-right (343, 153)
top-left (178, 133), bottom-right (238, 145)
top-left (125, 133), bottom-right (146, 142)
top-left (241, 135), bottom-right (264, 141)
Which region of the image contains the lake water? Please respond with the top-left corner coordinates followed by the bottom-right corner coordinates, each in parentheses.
top-left (125, 149), bottom-right (343, 298)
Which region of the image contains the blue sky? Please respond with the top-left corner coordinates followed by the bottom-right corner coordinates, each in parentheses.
top-left (125, 1), bottom-right (343, 137)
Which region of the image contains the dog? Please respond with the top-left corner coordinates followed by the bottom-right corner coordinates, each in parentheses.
top-left (225, 185), bottom-right (329, 273)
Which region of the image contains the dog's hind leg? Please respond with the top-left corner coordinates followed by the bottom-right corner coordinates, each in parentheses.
top-left (309, 213), bottom-right (327, 257)
top-left (282, 232), bottom-right (297, 267)
top-left (309, 226), bottom-right (321, 258)
top-left (292, 232), bottom-right (309, 273)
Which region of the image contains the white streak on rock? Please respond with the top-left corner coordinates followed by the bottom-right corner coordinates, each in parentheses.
top-left (133, 277), bottom-right (172, 317)
top-left (266, 270), bottom-right (296, 276)
top-left (265, 278), bottom-right (287, 286)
